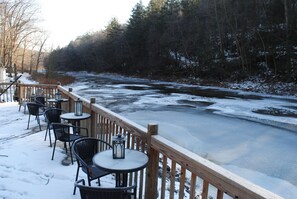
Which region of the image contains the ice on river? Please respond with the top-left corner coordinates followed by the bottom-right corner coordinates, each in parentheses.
top-left (64, 72), bottom-right (297, 198)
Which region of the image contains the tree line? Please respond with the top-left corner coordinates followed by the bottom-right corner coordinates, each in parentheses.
top-left (0, 0), bottom-right (47, 78)
top-left (44, 0), bottom-right (297, 82)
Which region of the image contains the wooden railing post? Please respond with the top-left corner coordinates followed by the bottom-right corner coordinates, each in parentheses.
top-left (90, 97), bottom-right (96, 138)
top-left (145, 123), bottom-right (159, 199)
top-left (18, 83), bottom-right (22, 104)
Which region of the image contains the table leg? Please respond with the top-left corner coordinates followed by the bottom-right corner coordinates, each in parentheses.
top-left (56, 102), bottom-right (61, 109)
top-left (115, 173), bottom-right (128, 187)
top-left (69, 120), bottom-right (81, 134)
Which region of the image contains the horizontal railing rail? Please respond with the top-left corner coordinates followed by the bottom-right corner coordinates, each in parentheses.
top-left (16, 83), bottom-right (283, 199)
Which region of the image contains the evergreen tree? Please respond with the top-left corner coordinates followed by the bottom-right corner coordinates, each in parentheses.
top-left (44, 0), bottom-right (297, 82)
top-left (126, 1), bottom-right (148, 73)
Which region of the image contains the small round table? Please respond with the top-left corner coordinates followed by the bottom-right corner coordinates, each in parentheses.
top-left (47, 98), bottom-right (69, 108)
top-left (93, 149), bottom-right (148, 187)
top-left (60, 112), bottom-right (91, 134)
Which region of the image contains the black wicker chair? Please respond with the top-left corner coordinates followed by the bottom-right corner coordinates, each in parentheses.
top-left (26, 102), bottom-right (45, 131)
top-left (34, 96), bottom-right (46, 106)
top-left (72, 137), bottom-right (113, 195)
top-left (35, 96), bottom-right (50, 112)
top-left (43, 108), bottom-right (65, 147)
top-left (75, 179), bottom-right (136, 199)
top-left (51, 123), bottom-right (86, 164)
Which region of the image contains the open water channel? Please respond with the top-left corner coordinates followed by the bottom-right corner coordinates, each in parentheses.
top-left (65, 72), bottom-right (297, 198)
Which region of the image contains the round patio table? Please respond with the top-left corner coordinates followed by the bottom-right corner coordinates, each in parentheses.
top-left (60, 112), bottom-right (90, 135)
top-left (93, 149), bottom-right (148, 187)
top-left (47, 98), bottom-right (68, 108)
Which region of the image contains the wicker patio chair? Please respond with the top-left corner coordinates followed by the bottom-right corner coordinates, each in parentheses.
top-left (72, 137), bottom-right (113, 195)
top-left (75, 179), bottom-right (136, 199)
top-left (43, 108), bottom-right (65, 147)
top-left (51, 123), bottom-right (86, 164)
top-left (26, 102), bottom-right (45, 131)
top-left (35, 96), bottom-right (46, 106)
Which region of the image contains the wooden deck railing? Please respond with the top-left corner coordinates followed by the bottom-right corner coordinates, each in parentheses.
top-left (15, 83), bottom-right (283, 199)
top-left (0, 82), bottom-right (17, 102)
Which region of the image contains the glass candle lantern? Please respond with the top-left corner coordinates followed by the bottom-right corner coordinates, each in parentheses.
top-left (55, 91), bottom-right (62, 100)
top-left (74, 98), bottom-right (83, 116)
top-left (112, 134), bottom-right (125, 159)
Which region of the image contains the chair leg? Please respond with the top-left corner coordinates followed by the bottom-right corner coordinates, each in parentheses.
top-left (88, 177), bottom-right (91, 186)
top-left (44, 125), bottom-right (48, 141)
top-left (37, 115), bottom-right (41, 131)
top-left (27, 114), bottom-right (31, 129)
top-left (45, 124), bottom-right (52, 147)
top-left (51, 140), bottom-right (56, 160)
top-left (68, 142), bottom-right (74, 164)
top-left (73, 166), bottom-right (80, 195)
top-left (48, 129), bottom-right (52, 147)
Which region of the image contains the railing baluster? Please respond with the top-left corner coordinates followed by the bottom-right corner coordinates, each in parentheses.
top-left (217, 189), bottom-right (224, 199)
top-left (169, 160), bottom-right (176, 199)
top-left (161, 155), bottom-right (167, 199)
top-left (179, 167), bottom-right (186, 199)
top-left (190, 173), bottom-right (197, 199)
top-left (202, 180), bottom-right (209, 199)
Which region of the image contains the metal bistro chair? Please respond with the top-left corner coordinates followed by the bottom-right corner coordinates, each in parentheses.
top-left (35, 96), bottom-right (46, 106)
top-left (26, 102), bottom-right (46, 131)
top-left (34, 96), bottom-right (48, 112)
top-left (43, 108), bottom-right (65, 147)
top-left (75, 179), bottom-right (136, 199)
top-left (72, 137), bottom-right (113, 195)
top-left (51, 123), bottom-right (86, 164)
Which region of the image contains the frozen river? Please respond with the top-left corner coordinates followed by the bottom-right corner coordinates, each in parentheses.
top-left (65, 72), bottom-right (297, 198)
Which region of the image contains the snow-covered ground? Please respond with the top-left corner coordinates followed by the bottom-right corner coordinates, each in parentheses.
top-left (0, 103), bottom-right (82, 199)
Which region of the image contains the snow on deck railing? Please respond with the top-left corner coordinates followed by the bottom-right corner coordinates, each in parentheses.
top-left (16, 83), bottom-right (283, 199)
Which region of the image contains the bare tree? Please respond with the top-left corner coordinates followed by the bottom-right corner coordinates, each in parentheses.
top-left (20, 38), bottom-right (28, 73)
top-left (35, 33), bottom-right (48, 72)
top-left (0, 0), bottom-right (41, 75)
top-left (28, 39), bottom-right (38, 74)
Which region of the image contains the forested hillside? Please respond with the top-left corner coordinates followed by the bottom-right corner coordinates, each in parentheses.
top-left (44, 0), bottom-right (297, 82)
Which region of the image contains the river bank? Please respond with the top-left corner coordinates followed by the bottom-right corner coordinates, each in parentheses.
top-left (30, 71), bottom-right (297, 97)
top-left (147, 75), bottom-right (297, 97)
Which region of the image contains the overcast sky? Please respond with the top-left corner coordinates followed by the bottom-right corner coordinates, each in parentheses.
top-left (37, 0), bottom-right (150, 48)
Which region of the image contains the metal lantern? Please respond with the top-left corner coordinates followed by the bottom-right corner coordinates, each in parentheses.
top-left (112, 134), bottom-right (125, 159)
top-left (55, 91), bottom-right (62, 100)
top-left (74, 98), bottom-right (83, 116)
